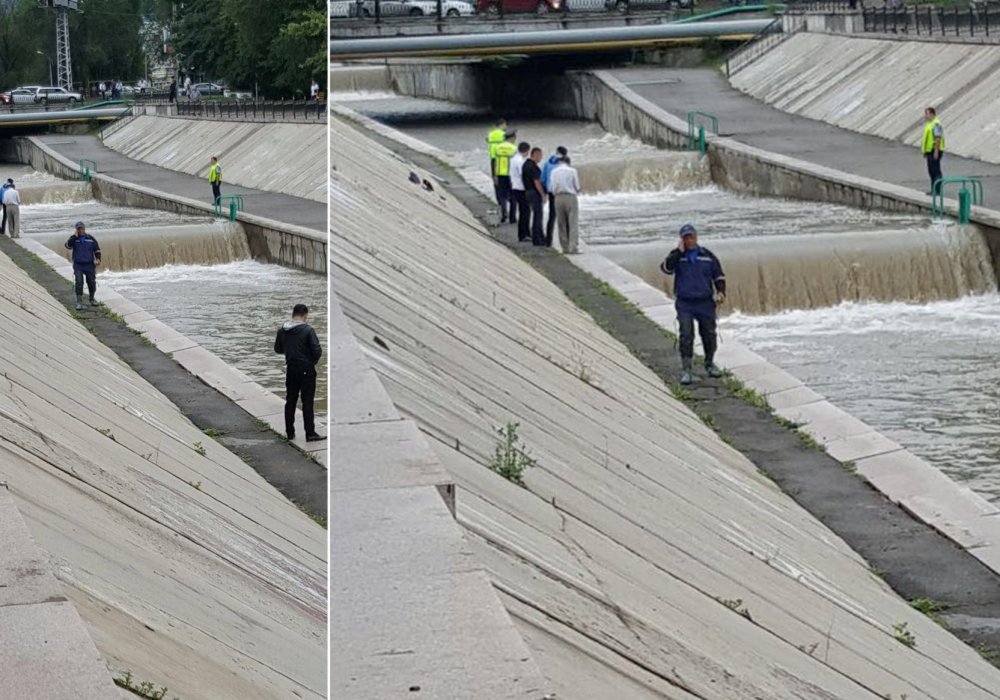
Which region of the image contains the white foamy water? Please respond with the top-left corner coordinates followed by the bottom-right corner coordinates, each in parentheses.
top-left (723, 294), bottom-right (1000, 501)
top-left (104, 261), bottom-right (328, 414)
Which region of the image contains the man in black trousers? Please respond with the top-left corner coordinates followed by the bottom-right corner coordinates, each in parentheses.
top-left (274, 303), bottom-right (324, 442)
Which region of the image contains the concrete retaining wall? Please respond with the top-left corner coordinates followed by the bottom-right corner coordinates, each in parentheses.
top-left (0, 244), bottom-right (326, 699)
top-left (102, 115), bottom-right (326, 203)
top-left (333, 110), bottom-right (1000, 700)
top-left (0, 137), bottom-right (327, 273)
top-left (732, 32), bottom-right (1000, 165)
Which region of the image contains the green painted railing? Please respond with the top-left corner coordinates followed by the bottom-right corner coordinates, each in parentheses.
top-left (214, 194), bottom-right (246, 222)
top-left (79, 159), bottom-right (97, 182)
top-left (687, 111), bottom-right (719, 154)
top-left (932, 176), bottom-right (983, 224)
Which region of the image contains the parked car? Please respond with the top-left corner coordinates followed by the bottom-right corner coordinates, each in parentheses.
top-left (191, 82), bottom-right (225, 95)
top-left (0, 87), bottom-right (40, 105)
top-left (34, 86), bottom-right (83, 105)
top-left (477, 0), bottom-right (561, 14)
top-left (604, 0), bottom-right (692, 11)
top-left (359, 0), bottom-right (474, 15)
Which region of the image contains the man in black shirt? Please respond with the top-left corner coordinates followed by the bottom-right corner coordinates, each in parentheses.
top-left (274, 303), bottom-right (325, 442)
top-left (522, 147), bottom-right (546, 246)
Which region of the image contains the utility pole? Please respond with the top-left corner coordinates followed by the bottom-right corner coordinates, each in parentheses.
top-left (38, 0), bottom-right (80, 90)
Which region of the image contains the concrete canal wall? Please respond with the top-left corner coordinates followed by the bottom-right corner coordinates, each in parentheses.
top-left (331, 111), bottom-right (1000, 699)
top-left (0, 244), bottom-right (326, 698)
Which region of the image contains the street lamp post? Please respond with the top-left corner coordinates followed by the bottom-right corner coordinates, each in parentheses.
top-left (35, 51), bottom-right (53, 86)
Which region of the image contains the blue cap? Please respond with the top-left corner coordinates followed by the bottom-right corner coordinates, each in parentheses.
top-left (679, 223), bottom-right (697, 237)
top-left (74, 221), bottom-right (85, 229)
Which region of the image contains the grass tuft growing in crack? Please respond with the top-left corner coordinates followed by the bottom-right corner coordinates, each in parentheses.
top-left (488, 421), bottom-right (536, 487)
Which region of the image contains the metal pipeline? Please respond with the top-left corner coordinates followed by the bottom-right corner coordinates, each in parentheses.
top-left (0, 107), bottom-right (129, 126)
top-left (330, 18), bottom-right (775, 58)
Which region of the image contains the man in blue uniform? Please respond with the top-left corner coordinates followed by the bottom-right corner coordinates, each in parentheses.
top-left (660, 223), bottom-right (726, 385)
top-left (64, 221), bottom-right (101, 311)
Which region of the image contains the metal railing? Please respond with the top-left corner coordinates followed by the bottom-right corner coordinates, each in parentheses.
top-left (78, 159), bottom-right (97, 182)
top-left (932, 176), bottom-right (983, 224)
top-left (783, 0), bottom-right (858, 11)
top-left (686, 111), bottom-right (719, 153)
top-left (331, 0), bottom-right (699, 24)
top-left (862, 3), bottom-right (1000, 37)
top-left (98, 106), bottom-right (137, 140)
top-left (214, 194), bottom-right (247, 221)
top-left (724, 15), bottom-right (787, 77)
top-left (176, 99), bottom-right (327, 122)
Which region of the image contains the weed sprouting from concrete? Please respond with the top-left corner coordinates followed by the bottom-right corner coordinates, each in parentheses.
top-left (795, 428), bottom-right (824, 452)
top-left (488, 422), bottom-right (536, 487)
top-left (100, 307), bottom-right (124, 324)
top-left (869, 564), bottom-right (887, 579)
top-left (775, 415), bottom-right (801, 430)
top-left (189, 480), bottom-right (202, 491)
top-left (114, 670), bottom-right (176, 699)
top-left (96, 427), bottom-right (116, 442)
top-left (597, 281), bottom-right (629, 305)
top-left (843, 460), bottom-right (858, 474)
top-left (669, 383), bottom-right (694, 402)
top-left (909, 598), bottom-right (947, 625)
top-left (892, 621), bottom-right (917, 648)
top-left (722, 374), bottom-right (770, 411)
top-left (798, 641), bottom-right (820, 656)
top-left (202, 428), bottom-right (224, 439)
top-left (192, 441), bottom-right (207, 456)
top-left (716, 596), bottom-right (752, 620)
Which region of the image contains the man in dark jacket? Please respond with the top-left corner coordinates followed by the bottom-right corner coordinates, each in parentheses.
top-left (64, 221), bottom-right (101, 310)
top-left (660, 223), bottom-right (726, 385)
top-left (541, 146), bottom-right (566, 246)
top-left (274, 303), bottom-right (324, 442)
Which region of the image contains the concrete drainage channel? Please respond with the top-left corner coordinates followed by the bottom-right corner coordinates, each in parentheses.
top-left (349, 118), bottom-right (1000, 665)
top-left (0, 236), bottom-right (327, 522)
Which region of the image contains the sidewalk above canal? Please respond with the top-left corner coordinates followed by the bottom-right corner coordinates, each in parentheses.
top-left (35, 134), bottom-right (327, 233)
top-left (609, 66), bottom-right (1000, 199)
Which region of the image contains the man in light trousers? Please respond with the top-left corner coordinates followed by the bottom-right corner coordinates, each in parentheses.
top-left (3, 182), bottom-right (21, 238)
top-left (550, 156), bottom-right (581, 254)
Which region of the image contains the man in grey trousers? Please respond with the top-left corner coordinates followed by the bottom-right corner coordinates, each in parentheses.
top-left (3, 182), bottom-right (21, 238)
top-left (549, 156), bottom-right (581, 254)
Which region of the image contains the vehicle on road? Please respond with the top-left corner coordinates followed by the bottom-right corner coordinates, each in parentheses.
top-left (34, 86), bottom-right (83, 105)
top-left (477, 0), bottom-right (561, 14)
top-left (0, 87), bottom-right (40, 105)
top-left (191, 82), bottom-right (226, 95)
top-left (357, 0), bottom-right (475, 16)
top-left (604, 0), bottom-right (693, 11)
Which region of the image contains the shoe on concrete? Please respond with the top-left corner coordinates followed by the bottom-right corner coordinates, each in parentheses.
top-left (705, 363), bottom-right (723, 378)
top-left (305, 433), bottom-right (325, 442)
top-left (680, 370), bottom-right (693, 385)
top-left (75, 295), bottom-right (84, 311)
top-left (89, 296), bottom-right (98, 307)
top-left (286, 432), bottom-right (295, 441)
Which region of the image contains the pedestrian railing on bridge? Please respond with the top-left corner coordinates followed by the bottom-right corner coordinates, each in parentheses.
top-left (686, 111), bottom-right (719, 154)
top-left (724, 15), bottom-right (792, 77)
top-left (932, 176), bottom-right (984, 225)
top-left (862, 3), bottom-right (1000, 37)
top-left (78, 159), bottom-right (97, 182)
top-left (176, 99), bottom-right (326, 123)
top-left (214, 195), bottom-right (246, 222)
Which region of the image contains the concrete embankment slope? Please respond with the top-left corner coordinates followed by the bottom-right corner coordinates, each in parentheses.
top-left (102, 115), bottom-right (326, 203)
top-left (0, 247), bottom-right (326, 697)
top-left (732, 33), bottom-right (1000, 164)
top-left (331, 115), bottom-right (1000, 698)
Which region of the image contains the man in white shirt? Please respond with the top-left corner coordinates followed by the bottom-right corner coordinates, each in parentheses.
top-left (3, 182), bottom-right (21, 238)
top-left (311, 79), bottom-right (320, 102)
top-left (509, 141), bottom-right (531, 241)
top-left (549, 156), bottom-right (582, 254)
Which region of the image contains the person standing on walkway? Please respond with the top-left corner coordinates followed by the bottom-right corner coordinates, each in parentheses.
top-left (0, 178), bottom-right (12, 235)
top-left (183, 75), bottom-right (192, 100)
top-left (486, 118), bottom-right (507, 207)
top-left (510, 141), bottom-right (529, 238)
top-left (209, 156), bottom-right (222, 203)
top-left (310, 79), bottom-right (320, 102)
top-left (522, 147), bottom-right (546, 246)
top-left (3, 182), bottom-right (20, 239)
top-left (65, 221), bottom-right (101, 310)
top-left (550, 156), bottom-right (582, 254)
top-left (274, 303), bottom-right (324, 442)
top-left (660, 223), bottom-right (726, 385)
top-left (541, 146), bottom-right (567, 247)
top-left (168, 79), bottom-right (177, 103)
top-left (922, 107), bottom-right (945, 194)
top-left (493, 131), bottom-right (518, 224)
top-left (98, 81), bottom-right (106, 100)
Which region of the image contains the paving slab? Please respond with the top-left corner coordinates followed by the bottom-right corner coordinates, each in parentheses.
top-left (823, 431), bottom-right (903, 463)
top-left (332, 419), bottom-right (452, 492)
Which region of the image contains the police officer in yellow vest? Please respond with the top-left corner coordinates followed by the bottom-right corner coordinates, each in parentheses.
top-left (487, 118), bottom-right (507, 206)
top-left (922, 107), bottom-right (945, 194)
top-left (494, 131), bottom-right (518, 224)
top-left (209, 156), bottom-right (222, 203)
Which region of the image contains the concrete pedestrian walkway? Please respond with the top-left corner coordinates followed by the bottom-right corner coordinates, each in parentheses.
top-left (38, 134), bottom-right (327, 232)
top-left (609, 66), bottom-right (1000, 199)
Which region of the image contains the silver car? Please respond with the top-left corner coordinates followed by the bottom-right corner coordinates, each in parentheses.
top-left (34, 86), bottom-right (83, 105)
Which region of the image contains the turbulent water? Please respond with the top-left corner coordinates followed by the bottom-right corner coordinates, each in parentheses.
top-left (361, 103), bottom-right (1000, 504)
top-left (103, 261), bottom-right (328, 414)
top-left (20, 193), bottom-right (326, 413)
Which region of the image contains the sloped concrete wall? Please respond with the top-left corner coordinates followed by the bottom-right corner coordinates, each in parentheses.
top-left (731, 33), bottom-right (1000, 164)
top-left (331, 115), bottom-right (1000, 699)
top-left (0, 248), bottom-right (326, 698)
top-left (102, 116), bottom-right (326, 203)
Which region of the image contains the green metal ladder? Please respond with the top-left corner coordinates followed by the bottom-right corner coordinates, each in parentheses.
top-left (78, 159), bottom-right (97, 182)
top-left (932, 176), bottom-right (984, 224)
top-left (686, 111), bottom-right (719, 155)
top-left (214, 194), bottom-right (246, 222)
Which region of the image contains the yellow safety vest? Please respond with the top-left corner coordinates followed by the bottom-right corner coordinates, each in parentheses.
top-left (209, 163), bottom-right (221, 183)
top-left (494, 142), bottom-right (516, 176)
top-left (921, 118), bottom-right (944, 154)
top-left (487, 128), bottom-right (505, 160)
